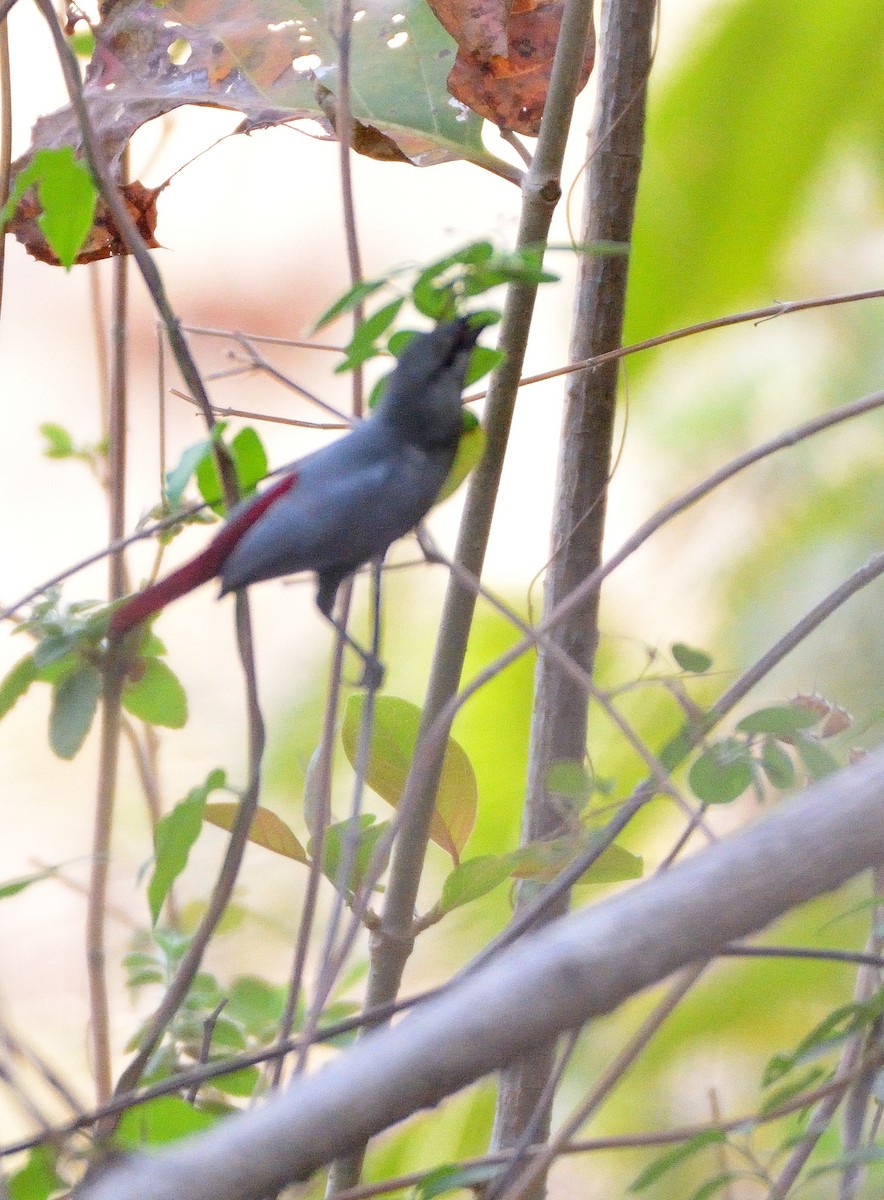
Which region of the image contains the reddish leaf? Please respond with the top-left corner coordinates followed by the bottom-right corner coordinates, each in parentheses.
top-left (433, 0), bottom-right (596, 135)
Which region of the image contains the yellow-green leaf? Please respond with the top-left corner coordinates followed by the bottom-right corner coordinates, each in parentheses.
top-left (204, 803), bottom-right (308, 863)
top-left (341, 694), bottom-right (478, 863)
top-left (122, 658), bottom-right (188, 729)
top-left (436, 411), bottom-right (485, 503)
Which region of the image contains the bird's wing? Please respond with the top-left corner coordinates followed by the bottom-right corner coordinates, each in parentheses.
top-left (220, 446), bottom-right (434, 592)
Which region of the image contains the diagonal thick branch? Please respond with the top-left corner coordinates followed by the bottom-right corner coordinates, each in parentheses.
top-left (76, 747), bottom-right (884, 1200)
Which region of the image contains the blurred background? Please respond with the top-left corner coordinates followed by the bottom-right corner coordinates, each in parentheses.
top-left (0, 0), bottom-right (882, 1194)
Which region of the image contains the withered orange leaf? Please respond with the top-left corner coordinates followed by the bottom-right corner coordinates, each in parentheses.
top-left (431, 0), bottom-right (595, 135)
top-left (7, 177), bottom-right (161, 266)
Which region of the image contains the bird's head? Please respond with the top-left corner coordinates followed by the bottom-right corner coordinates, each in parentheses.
top-left (377, 317), bottom-right (486, 449)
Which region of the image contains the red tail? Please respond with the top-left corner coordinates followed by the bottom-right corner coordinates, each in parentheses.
top-left (110, 471), bottom-right (298, 637)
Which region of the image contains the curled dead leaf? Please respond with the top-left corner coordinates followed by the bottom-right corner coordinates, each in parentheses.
top-left (7, 178), bottom-right (161, 266)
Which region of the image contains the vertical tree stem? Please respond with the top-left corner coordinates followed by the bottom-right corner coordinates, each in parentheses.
top-left (325, 0), bottom-right (596, 1193)
top-left (490, 0), bottom-right (657, 1184)
top-left (87, 242), bottom-right (130, 1102)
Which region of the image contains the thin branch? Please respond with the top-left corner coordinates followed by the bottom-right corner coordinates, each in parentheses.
top-left (482, 287), bottom-right (884, 399)
top-left (86, 662), bottom-right (124, 1102)
top-left (353, 0), bottom-right (597, 1067)
top-left (86, 195), bottom-right (131, 1106)
top-left (268, 627), bottom-right (349, 1090)
top-left (430, 550), bottom-right (884, 978)
top-left (104, 594), bottom-right (266, 1116)
top-left (3, 934), bottom-right (881, 1160)
top-left (33, 1), bottom-right (270, 1119)
top-left (495, 963), bottom-right (708, 1200)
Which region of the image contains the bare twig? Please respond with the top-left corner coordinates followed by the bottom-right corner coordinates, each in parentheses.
top-left (86, 194), bottom-right (132, 1105)
top-left (3, 936), bottom-right (882, 1161)
top-left (474, 287), bottom-right (884, 400)
top-left (495, 963), bottom-right (707, 1200)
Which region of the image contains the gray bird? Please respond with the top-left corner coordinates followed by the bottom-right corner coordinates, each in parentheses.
top-left (110, 317), bottom-right (484, 640)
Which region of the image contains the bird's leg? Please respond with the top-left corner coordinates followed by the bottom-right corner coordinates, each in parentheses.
top-left (318, 566), bottom-right (385, 691)
top-left (415, 524), bottom-right (444, 566)
top-left (323, 614), bottom-right (385, 690)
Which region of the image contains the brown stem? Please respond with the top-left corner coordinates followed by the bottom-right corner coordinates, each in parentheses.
top-left (492, 0), bottom-right (656, 1175)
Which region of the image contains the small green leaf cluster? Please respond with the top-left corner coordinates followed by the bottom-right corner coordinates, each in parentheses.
top-left (122, 930), bottom-right (363, 1114)
top-left (339, 697), bottom-right (642, 919)
top-left (125, 929), bottom-right (276, 1104)
top-left (163, 422), bottom-right (268, 517)
top-left (0, 592), bottom-right (187, 759)
top-left (39, 423), bottom-right (108, 472)
top-left (686, 701), bottom-right (847, 806)
top-left (313, 238), bottom-right (563, 388)
top-left (654, 646), bottom-right (850, 807)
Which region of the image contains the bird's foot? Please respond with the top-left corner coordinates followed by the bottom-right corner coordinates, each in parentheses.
top-left (357, 652), bottom-right (385, 692)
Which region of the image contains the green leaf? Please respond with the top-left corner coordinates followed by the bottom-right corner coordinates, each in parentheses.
top-left (124, 950), bottom-right (164, 989)
top-left (413, 1162), bottom-right (504, 1200)
top-left (335, 299), bottom-right (406, 373)
top-left (195, 425), bottom-right (267, 509)
top-left (8, 1145), bottom-right (65, 1200)
top-left (688, 1172), bottom-right (753, 1200)
top-left (628, 1131), bottom-right (726, 1192)
top-left (49, 664), bottom-right (101, 759)
top-left (225, 976), bottom-right (288, 1039)
top-left (123, 658), bottom-right (188, 729)
top-left (794, 734), bottom-right (840, 780)
top-left (39, 422), bottom-right (75, 459)
top-left (759, 1065), bottom-right (826, 1115)
top-left (545, 760), bottom-right (594, 805)
top-left (688, 739), bottom-right (755, 804)
top-left (165, 438), bottom-right (214, 507)
top-left (510, 835), bottom-right (643, 886)
top-left (209, 1065), bottom-right (260, 1097)
top-left (671, 642), bottom-right (713, 672)
top-left (659, 723), bottom-right (702, 773)
top-left (760, 738), bottom-right (796, 789)
top-left (204, 803), bottom-right (308, 863)
top-left (577, 842), bottom-right (644, 885)
top-left (321, 814), bottom-right (390, 895)
top-left (463, 343), bottom-right (503, 386)
top-left (341, 695), bottom-right (478, 863)
top-left (114, 1096), bottom-right (217, 1149)
top-left (438, 853), bottom-right (522, 914)
top-left (313, 278), bottom-right (388, 331)
top-left (229, 427), bottom-right (268, 496)
top-left (0, 654), bottom-right (37, 720)
top-left (33, 634), bottom-right (80, 669)
top-left (147, 770), bottom-right (225, 924)
top-left (736, 705), bottom-right (821, 736)
top-left (0, 865), bottom-right (58, 901)
top-left (1, 148), bottom-right (97, 268)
